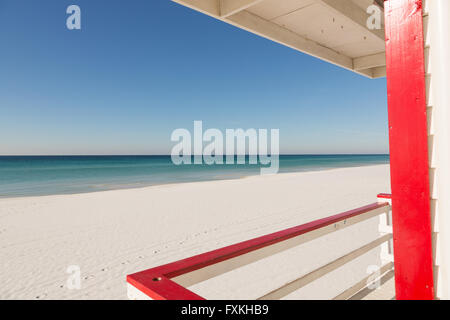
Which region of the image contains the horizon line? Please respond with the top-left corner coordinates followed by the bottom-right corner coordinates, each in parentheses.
top-left (0, 153), bottom-right (390, 157)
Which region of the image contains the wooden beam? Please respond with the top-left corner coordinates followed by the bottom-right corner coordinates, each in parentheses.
top-left (372, 66), bottom-right (386, 78)
top-left (219, 0), bottom-right (264, 18)
top-left (315, 0), bottom-right (385, 43)
top-left (225, 10), bottom-right (368, 75)
top-left (173, 0), bottom-right (378, 79)
top-left (353, 52), bottom-right (386, 70)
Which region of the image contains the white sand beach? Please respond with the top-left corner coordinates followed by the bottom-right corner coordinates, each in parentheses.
top-left (0, 164), bottom-right (390, 300)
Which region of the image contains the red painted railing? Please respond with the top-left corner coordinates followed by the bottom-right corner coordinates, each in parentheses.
top-left (377, 193), bottom-right (392, 200)
top-left (127, 200), bottom-right (391, 300)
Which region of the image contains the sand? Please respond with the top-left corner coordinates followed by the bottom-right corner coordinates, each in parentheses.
top-left (0, 164), bottom-right (390, 300)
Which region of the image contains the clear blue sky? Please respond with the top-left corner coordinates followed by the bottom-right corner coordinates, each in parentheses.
top-left (0, 0), bottom-right (389, 155)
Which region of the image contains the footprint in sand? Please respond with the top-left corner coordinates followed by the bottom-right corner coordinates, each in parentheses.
top-left (83, 274), bottom-right (95, 280)
top-left (35, 293), bottom-right (48, 299)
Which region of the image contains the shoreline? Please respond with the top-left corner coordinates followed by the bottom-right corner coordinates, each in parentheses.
top-left (0, 163), bottom-right (390, 200)
top-left (0, 164), bottom-right (390, 299)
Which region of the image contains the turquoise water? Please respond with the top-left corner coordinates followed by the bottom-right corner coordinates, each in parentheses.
top-left (0, 155), bottom-right (389, 198)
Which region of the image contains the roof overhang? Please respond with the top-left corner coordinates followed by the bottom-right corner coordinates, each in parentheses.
top-left (172, 0), bottom-right (387, 79)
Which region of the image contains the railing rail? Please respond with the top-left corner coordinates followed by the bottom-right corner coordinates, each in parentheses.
top-left (377, 193), bottom-right (394, 264)
top-left (127, 198), bottom-right (392, 300)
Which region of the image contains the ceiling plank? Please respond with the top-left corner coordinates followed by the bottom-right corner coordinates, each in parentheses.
top-left (353, 52), bottom-right (386, 70)
top-left (173, 0), bottom-right (377, 78)
top-left (225, 10), bottom-right (375, 78)
top-left (220, 0), bottom-right (265, 18)
top-left (372, 66), bottom-right (386, 78)
top-left (226, 11), bottom-right (354, 68)
top-left (314, 0), bottom-right (385, 43)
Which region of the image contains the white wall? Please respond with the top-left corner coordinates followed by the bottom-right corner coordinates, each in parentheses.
top-left (423, 0), bottom-right (450, 300)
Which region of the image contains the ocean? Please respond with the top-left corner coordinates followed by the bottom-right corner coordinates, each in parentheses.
top-left (0, 155), bottom-right (389, 198)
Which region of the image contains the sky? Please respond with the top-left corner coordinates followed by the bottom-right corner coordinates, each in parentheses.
top-left (0, 0), bottom-right (389, 155)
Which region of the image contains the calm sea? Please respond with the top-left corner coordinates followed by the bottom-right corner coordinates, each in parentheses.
top-left (0, 155), bottom-right (389, 198)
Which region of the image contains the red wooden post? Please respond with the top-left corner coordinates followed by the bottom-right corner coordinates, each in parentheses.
top-left (384, 0), bottom-right (434, 299)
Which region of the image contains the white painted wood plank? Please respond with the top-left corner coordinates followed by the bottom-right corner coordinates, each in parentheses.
top-left (220, 0), bottom-right (264, 18)
top-left (371, 66), bottom-right (386, 78)
top-left (225, 10), bottom-right (359, 73)
top-left (333, 262), bottom-right (394, 300)
top-left (247, 0), bottom-right (316, 21)
top-left (315, 0), bottom-right (385, 42)
top-left (257, 234), bottom-right (392, 300)
top-left (353, 52), bottom-right (386, 70)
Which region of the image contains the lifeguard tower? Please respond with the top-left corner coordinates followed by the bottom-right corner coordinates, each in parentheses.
top-left (126, 0), bottom-right (450, 300)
